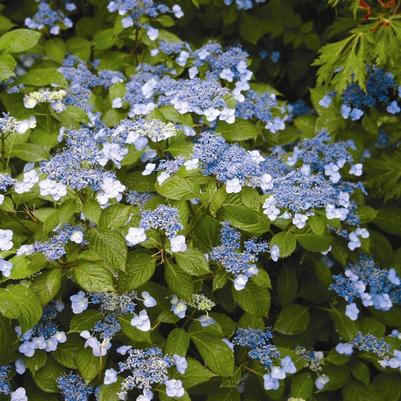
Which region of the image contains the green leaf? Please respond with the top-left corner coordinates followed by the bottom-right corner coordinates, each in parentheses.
top-left (296, 232), bottom-right (332, 252)
top-left (10, 143), bottom-right (48, 162)
top-left (88, 229), bottom-right (127, 272)
top-left (0, 53), bottom-right (16, 81)
top-left (221, 205), bottom-right (269, 236)
top-left (216, 119), bottom-right (261, 141)
top-left (165, 328), bottom-right (191, 356)
top-left (273, 304), bottom-right (310, 335)
top-left (291, 372), bottom-right (314, 399)
top-left (343, 381), bottom-right (380, 401)
top-left (191, 332), bottom-right (234, 376)
top-left (18, 68), bottom-right (67, 87)
top-left (270, 231), bottom-right (297, 258)
top-left (69, 310), bottom-right (103, 333)
top-left (207, 388), bottom-right (240, 401)
top-left (323, 364), bottom-right (350, 391)
top-left (33, 356), bottom-right (67, 393)
top-left (277, 268), bottom-right (298, 307)
top-left (329, 307), bottom-right (358, 341)
top-left (52, 335), bottom-right (82, 369)
top-left (118, 252), bottom-right (156, 292)
top-left (158, 175), bottom-right (198, 201)
top-left (165, 261), bottom-right (194, 300)
top-left (182, 357), bottom-right (216, 388)
top-left (31, 269), bottom-right (62, 305)
top-left (351, 361), bottom-right (370, 385)
top-left (232, 282), bottom-right (270, 317)
top-left (24, 350), bottom-right (47, 373)
top-left (0, 284), bottom-right (42, 332)
top-left (99, 204), bottom-right (132, 230)
top-left (73, 263), bottom-right (114, 292)
top-left (0, 29), bottom-right (41, 53)
top-left (97, 381), bottom-right (123, 401)
top-left (44, 38), bottom-right (66, 63)
top-left (0, 316), bottom-right (17, 363)
top-left (374, 209), bottom-right (401, 236)
top-left (76, 347), bottom-right (102, 383)
top-left (175, 248), bottom-right (210, 276)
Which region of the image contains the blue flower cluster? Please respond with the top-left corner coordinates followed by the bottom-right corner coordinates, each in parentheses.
top-left (17, 302), bottom-right (66, 357)
top-left (107, 346), bottom-right (186, 399)
top-left (320, 67), bottom-right (401, 121)
top-left (107, 0), bottom-right (183, 30)
top-left (210, 223), bottom-right (267, 290)
top-left (59, 56), bottom-right (125, 113)
top-left (0, 173), bottom-right (14, 192)
top-left (233, 328), bottom-right (296, 390)
top-left (70, 290), bottom-right (156, 356)
top-left (140, 205), bottom-right (183, 238)
top-left (330, 254), bottom-right (401, 320)
top-left (224, 0), bottom-right (267, 10)
top-left (193, 132), bottom-right (273, 193)
top-left (0, 365), bottom-right (11, 395)
top-left (33, 225), bottom-right (85, 260)
top-left (336, 332), bottom-right (391, 358)
top-left (57, 373), bottom-right (93, 401)
top-left (25, 1), bottom-right (75, 35)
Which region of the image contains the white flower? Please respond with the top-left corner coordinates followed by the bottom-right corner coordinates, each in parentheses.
top-left (157, 171), bottom-right (171, 184)
top-left (173, 354), bottom-right (188, 374)
top-left (219, 68), bottom-right (234, 82)
top-left (315, 374), bottom-right (329, 390)
top-left (226, 177), bottom-right (242, 193)
top-left (335, 342), bottom-right (353, 356)
top-left (15, 116), bottom-right (36, 134)
top-left (104, 368), bottom-right (118, 385)
top-left (292, 213), bottom-right (308, 229)
top-left (142, 163), bottom-right (156, 176)
top-left (125, 227), bottom-right (147, 246)
top-left (136, 389), bottom-right (154, 401)
top-left (0, 229), bottom-right (13, 251)
top-left (171, 295), bottom-right (187, 318)
top-left (131, 310), bottom-right (151, 332)
top-left (233, 274), bottom-right (248, 291)
top-left (172, 4), bottom-right (184, 18)
top-left (219, 107), bottom-right (235, 124)
top-left (141, 291), bottom-right (157, 307)
top-left (204, 107), bottom-right (220, 122)
top-left (14, 359), bottom-right (25, 375)
top-left (0, 194), bottom-right (4, 205)
top-left (165, 379), bottom-right (184, 398)
top-left (16, 244), bottom-right (34, 256)
top-left (0, 258), bottom-right (13, 277)
top-left (39, 179), bottom-right (67, 201)
top-left (142, 78), bottom-right (158, 98)
top-left (112, 97), bottom-right (123, 108)
top-left (170, 235), bottom-right (187, 253)
top-left (345, 302), bottom-right (359, 321)
top-left (70, 230), bottom-right (84, 244)
top-left (263, 373), bottom-right (279, 390)
top-left (184, 158), bottom-right (199, 170)
top-left (349, 163), bottom-right (363, 176)
top-left (146, 27), bottom-right (159, 41)
top-left (122, 16), bottom-right (133, 28)
top-left (14, 169), bottom-right (39, 194)
top-left (100, 143), bottom-right (128, 167)
top-left (81, 332), bottom-right (111, 357)
top-left (70, 291), bottom-right (88, 314)
top-left (176, 50), bottom-right (190, 66)
top-left (96, 176), bottom-right (126, 206)
top-left (10, 387), bottom-right (28, 401)
top-left (270, 244), bottom-right (280, 262)
top-left (188, 66), bottom-right (198, 79)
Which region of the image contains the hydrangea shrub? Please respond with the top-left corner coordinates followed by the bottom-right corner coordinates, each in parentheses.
top-left (1, 1), bottom-right (401, 401)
